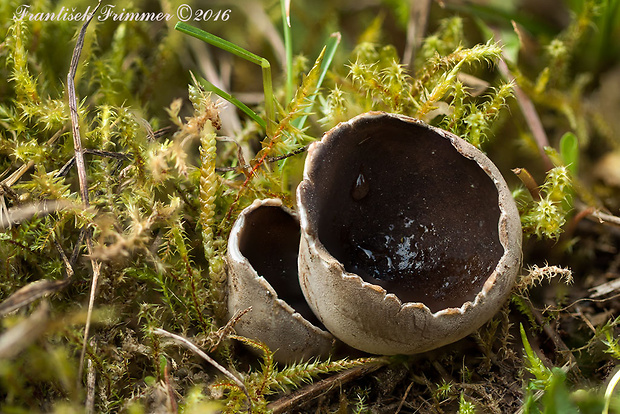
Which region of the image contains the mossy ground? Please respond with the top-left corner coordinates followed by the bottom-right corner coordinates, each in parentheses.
top-left (1, 0), bottom-right (620, 412)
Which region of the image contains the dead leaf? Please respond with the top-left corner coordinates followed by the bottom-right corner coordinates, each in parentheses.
top-left (0, 301), bottom-right (50, 359)
top-left (0, 279), bottom-right (71, 317)
top-left (0, 199), bottom-right (75, 229)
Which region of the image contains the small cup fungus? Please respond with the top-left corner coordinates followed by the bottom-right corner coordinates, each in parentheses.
top-left (296, 112), bottom-right (522, 355)
top-left (226, 198), bottom-right (335, 363)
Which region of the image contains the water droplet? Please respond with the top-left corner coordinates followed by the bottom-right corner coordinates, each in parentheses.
top-left (351, 167), bottom-right (369, 201)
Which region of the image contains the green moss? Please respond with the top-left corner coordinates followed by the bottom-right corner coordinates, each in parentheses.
top-left (1, 0), bottom-right (620, 412)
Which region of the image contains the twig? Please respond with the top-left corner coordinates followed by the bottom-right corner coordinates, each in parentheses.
top-left (395, 381), bottom-right (415, 414)
top-left (1, 127), bottom-right (66, 187)
top-left (589, 279), bottom-right (620, 299)
top-left (209, 307), bottom-right (252, 352)
top-left (564, 206), bottom-right (595, 240)
top-left (65, 0), bottom-right (102, 383)
top-left (266, 359), bottom-right (389, 414)
top-left (497, 58), bottom-right (553, 171)
top-left (512, 167), bottom-right (541, 201)
top-left (153, 126), bottom-right (172, 139)
top-left (0, 200), bottom-right (74, 229)
top-left (402, 0), bottom-right (431, 66)
top-left (0, 233), bottom-right (79, 316)
top-left (268, 144), bottom-right (310, 162)
top-left (153, 328), bottom-right (252, 413)
top-left (0, 301), bottom-right (50, 359)
top-left (0, 278), bottom-right (71, 317)
top-left (67, 11), bottom-right (97, 208)
top-left (57, 149), bottom-right (132, 178)
top-left (70, 226), bottom-right (88, 267)
top-left (53, 237), bottom-right (74, 279)
top-left (215, 144), bottom-right (310, 173)
top-left (86, 343), bottom-right (96, 414)
top-left (163, 361), bottom-right (178, 413)
top-left (587, 209), bottom-right (620, 227)
top-left (529, 302), bottom-right (581, 378)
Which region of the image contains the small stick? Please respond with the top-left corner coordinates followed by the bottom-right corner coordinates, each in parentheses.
top-left (0, 200), bottom-right (74, 229)
top-left (497, 58), bottom-right (553, 171)
top-left (70, 227), bottom-right (88, 267)
top-left (85, 347), bottom-right (96, 414)
top-left (163, 361), bottom-right (178, 413)
top-left (67, 6), bottom-right (98, 208)
top-left (1, 127), bottom-right (66, 187)
top-left (57, 149), bottom-right (131, 178)
top-left (0, 278), bottom-right (71, 317)
top-left (153, 328), bottom-right (252, 413)
top-left (529, 302), bottom-right (581, 378)
top-left (266, 359), bottom-right (388, 414)
top-left (209, 307), bottom-right (252, 352)
top-left (564, 206), bottom-right (595, 240)
top-left (588, 209), bottom-right (620, 227)
top-left (268, 144), bottom-right (310, 162)
top-left (66, 0), bottom-right (102, 383)
top-left (215, 144), bottom-right (310, 173)
top-left (395, 381), bottom-right (415, 414)
top-left (512, 167), bottom-right (541, 200)
top-left (53, 237), bottom-right (74, 279)
top-left (402, 0), bottom-right (431, 66)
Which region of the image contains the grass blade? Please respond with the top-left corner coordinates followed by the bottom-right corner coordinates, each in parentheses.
top-left (175, 22), bottom-right (276, 137)
top-left (293, 32), bottom-right (341, 129)
top-left (281, 0), bottom-right (293, 103)
top-left (559, 132), bottom-right (579, 176)
top-left (175, 22), bottom-right (263, 66)
top-left (194, 73), bottom-right (266, 129)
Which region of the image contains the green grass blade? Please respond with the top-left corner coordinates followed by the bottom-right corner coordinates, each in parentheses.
top-left (281, 0), bottom-right (293, 103)
top-left (520, 323), bottom-right (551, 386)
top-left (175, 22), bottom-right (264, 66)
top-left (261, 62), bottom-right (276, 137)
top-left (194, 74), bottom-right (266, 130)
top-left (175, 22), bottom-right (276, 137)
top-left (604, 368), bottom-right (620, 414)
top-left (559, 132), bottom-right (579, 176)
top-left (292, 32), bottom-right (341, 129)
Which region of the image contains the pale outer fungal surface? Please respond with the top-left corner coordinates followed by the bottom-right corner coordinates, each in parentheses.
top-left (296, 112), bottom-right (522, 355)
top-left (226, 198), bottom-right (335, 363)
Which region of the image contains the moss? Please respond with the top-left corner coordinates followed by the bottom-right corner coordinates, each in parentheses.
top-left (1, 0), bottom-right (620, 412)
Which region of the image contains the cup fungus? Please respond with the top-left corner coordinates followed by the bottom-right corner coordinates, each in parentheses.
top-left (226, 198), bottom-right (335, 363)
top-left (296, 112), bottom-right (522, 355)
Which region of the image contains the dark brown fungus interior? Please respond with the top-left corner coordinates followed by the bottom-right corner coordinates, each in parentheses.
top-left (304, 115), bottom-right (504, 312)
top-left (238, 205), bottom-right (322, 326)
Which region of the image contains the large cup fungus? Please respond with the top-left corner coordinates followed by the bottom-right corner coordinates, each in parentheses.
top-left (226, 198), bottom-right (335, 363)
top-left (296, 112), bottom-right (522, 355)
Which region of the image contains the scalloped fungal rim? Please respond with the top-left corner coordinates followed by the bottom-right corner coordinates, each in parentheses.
top-left (227, 198), bottom-right (335, 363)
top-left (296, 111), bottom-right (522, 355)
